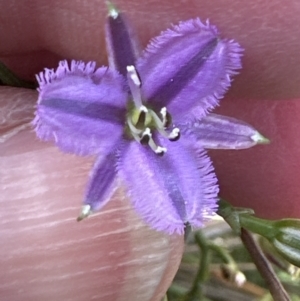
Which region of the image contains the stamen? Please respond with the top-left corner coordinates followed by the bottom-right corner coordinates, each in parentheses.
top-left (135, 105), bottom-right (148, 129)
top-left (150, 109), bottom-right (165, 129)
top-left (140, 127), bottom-right (151, 144)
top-left (149, 109), bottom-right (180, 141)
top-left (127, 117), bottom-right (143, 135)
top-left (155, 146), bottom-right (167, 156)
top-left (168, 127), bottom-right (181, 141)
top-left (140, 105), bottom-right (148, 113)
top-left (160, 107), bottom-right (167, 121)
top-left (127, 65), bottom-right (143, 108)
top-left (127, 65), bottom-right (141, 86)
top-left (160, 107), bottom-right (172, 127)
top-left (134, 126), bottom-right (167, 155)
top-left (146, 132), bottom-right (167, 155)
top-left (126, 96), bottom-right (177, 153)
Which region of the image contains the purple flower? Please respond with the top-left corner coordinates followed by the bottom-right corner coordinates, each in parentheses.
top-left (33, 4), bottom-right (268, 235)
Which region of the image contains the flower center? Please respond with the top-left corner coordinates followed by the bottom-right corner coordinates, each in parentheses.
top-left (125, 65), bottom-right (180, 155)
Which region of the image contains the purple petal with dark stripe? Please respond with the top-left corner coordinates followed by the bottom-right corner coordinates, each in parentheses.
top-left (34, 60), bottom-right (127, 156)
top-left (184, 113), bottom-right (270, 149)
top-left (83, 141), bottom-right (127, 211)
top-left (118, 136), bottom-right (219, 235)
top-left (105, 5), bottom-right (140, 76)
top-left (136, 19), bottom-right (242, 121)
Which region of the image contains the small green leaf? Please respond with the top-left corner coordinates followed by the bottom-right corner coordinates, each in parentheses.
top-left (0, 61), bottom-right (36, 89)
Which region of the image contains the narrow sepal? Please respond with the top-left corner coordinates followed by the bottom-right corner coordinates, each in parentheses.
top-left (184, 113), bottom-right (269, 149)
top-left (105, 3), bottom-right (140, 76)
top-left (118, 136), bottom-right (219, 234)
top-left (34, 60), bottom-right (127, 156)
top-left (136, 19), bottom-right (243, 121)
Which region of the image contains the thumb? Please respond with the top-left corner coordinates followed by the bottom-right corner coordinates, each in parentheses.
top-left (0, 87), bottom-right (183, 301)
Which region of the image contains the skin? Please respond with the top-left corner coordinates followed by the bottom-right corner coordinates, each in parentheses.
top-left (1, 0), bottom-right (300, 300)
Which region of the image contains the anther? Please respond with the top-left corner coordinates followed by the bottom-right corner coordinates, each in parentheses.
top-left (140, 105), bottom-right (148, 113)
top-left (127, 65), bottom-right (141, 87)
top-left (160, 107), bottom-right (167, 120)
top-left (127, 65), bottom-right (143, 108)
top-left (160, 107), bottom-right (172, 128)
top-left (155, 146), bottom-right (167, 156)
top-left (140, 128), bottom-right (151, 144)
top-left (168, 128), bottom-right (181, 141)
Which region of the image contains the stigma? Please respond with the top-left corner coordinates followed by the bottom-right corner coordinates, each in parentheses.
top-left (126, 65), bottom-right (180, 155)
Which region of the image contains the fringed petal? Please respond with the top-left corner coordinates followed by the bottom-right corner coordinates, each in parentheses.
top-left (183, 113), bottom-right (270, 149)
top-left (34, 60), bottom-right (127, 156)
top-left (118, 135), bottom-right (219, 235)
top-left (136, 19), bottom-right (243, 121)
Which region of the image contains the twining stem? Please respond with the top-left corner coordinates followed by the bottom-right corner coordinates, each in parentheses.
top-left (208, 242), bottom-right (236, 267)
top-left (184, 231), bottom-right (211, 301)
top-left (240, 228), bottom-right (291, 301)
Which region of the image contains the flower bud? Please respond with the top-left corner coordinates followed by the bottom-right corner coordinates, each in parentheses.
top-left (240, 215), bottom-right (300, 268)
top-left (269, 219), bottom-right (300, 268)
top-left (259, 236), bottom-right (300, 276)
